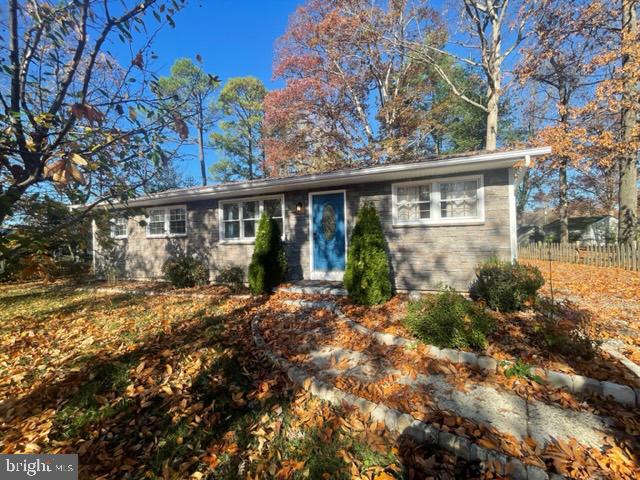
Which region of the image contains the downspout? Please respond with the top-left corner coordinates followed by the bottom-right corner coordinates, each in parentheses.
top-left (509, 155), bottom-right (532, 260)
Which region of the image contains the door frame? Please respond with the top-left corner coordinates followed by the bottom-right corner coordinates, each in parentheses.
top-left (308, 189), bottom-right (348, 281)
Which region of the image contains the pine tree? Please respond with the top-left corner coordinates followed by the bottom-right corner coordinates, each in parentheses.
top-left (248, 213), bottom-right (287, 294)
top-left (344, 203), bottom-right (393, 305)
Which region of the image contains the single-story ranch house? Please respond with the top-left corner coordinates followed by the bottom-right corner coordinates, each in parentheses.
top-left (94, 146), bottom-right (551, 291)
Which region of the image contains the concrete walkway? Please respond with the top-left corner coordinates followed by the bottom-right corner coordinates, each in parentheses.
top-left (304, 345), bottom-right (614, 450)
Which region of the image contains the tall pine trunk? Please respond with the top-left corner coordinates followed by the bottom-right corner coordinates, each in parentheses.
top-left (197, 108), bottom-right (207, 187)
top-left (619, 0), bottom-right (638, 244)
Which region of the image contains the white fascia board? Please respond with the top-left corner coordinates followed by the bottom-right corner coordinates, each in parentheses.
top-left (112, 146), bottom-right (552, 208)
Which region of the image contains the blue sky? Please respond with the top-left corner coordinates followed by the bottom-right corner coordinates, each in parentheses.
top-left (132, 0), bottom-right (302, 182)
top-left (110, 0), bottom-right (459, 183)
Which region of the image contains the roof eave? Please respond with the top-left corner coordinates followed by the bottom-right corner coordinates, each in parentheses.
top-left (109, 146), bottom-right (552, 208)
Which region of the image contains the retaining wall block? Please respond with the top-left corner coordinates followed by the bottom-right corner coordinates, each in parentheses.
top-left (601, 381), bottom-right (636, 406)
top-left (485, 451), bottom-right (508, 475)
top-left (477, 355), bottom-right (498, 372)
top-left (437, 431), bottom-right (457, 453)
top-left (426, 345), bottom-right (443, 359)
top-left (440, 348), bottom-right (460, 363)
top-left (545, 370), bottom-right (573, 390)
top-left (396, 413), bottom-right (415, 434)
top-left (526, 465), bottom-right (550, 480)
top-left (350, 396), bottom-right (377, 415)
top-left (459, 351), bottom-right (479, 368)
top-left (371, 405), bottom-right (389, 424)
top-left (384, 408), bottom-right (402, 432)
top-left (571, 375), bottom-right (603, 397)
top-left (469, 444), bottom-right (488, 462)
top-left (505, 459), bottom-right (527, 480)
top-left (375, 332), bottom-right (397, 346)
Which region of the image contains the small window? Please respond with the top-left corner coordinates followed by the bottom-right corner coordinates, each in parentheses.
top-left (392, 175), bottom-right (483, 225)
top-left (110, 217), bottom-right (128, 238)
top-left (219, 196), bottom-right (285, 241)
top-left (264, 197), bottom-right (284, 235)
top-left (223, 203), bottom-right (240, 239)
top-left (169, 207), bottom-right (186, 235)
top-left (148, 209), bottom-right (166, 236)
top-left (146, 205), bottom-right (188, 237)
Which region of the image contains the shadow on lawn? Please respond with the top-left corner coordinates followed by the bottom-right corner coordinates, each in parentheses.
top-left (0, 294), bottom-right (299, 479)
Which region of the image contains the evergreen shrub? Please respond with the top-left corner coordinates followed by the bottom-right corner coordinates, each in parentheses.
top-left (248, 213), bottom-right (287, 294)
top-left (343, 202), bottom-right (393, 305)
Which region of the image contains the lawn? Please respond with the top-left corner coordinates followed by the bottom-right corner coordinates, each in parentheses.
top-left (0, 282), bottom-right (469, 480)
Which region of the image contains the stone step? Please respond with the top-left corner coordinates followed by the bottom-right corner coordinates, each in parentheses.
top-left (278, 284), bottom-right (348, 296)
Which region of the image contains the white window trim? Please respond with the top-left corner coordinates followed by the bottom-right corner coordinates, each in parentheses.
top-left (145, 204), bottom-right (188, 238)
top-left (392, 174), bottom-right (485, 226)
top-left (110, 216), bottom-right (128, 239)
top-left (218, 194), bottom-right (286, 244)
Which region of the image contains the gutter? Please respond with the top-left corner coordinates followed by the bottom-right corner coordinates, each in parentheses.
top-left (83, 147), bottom-right (552, 209)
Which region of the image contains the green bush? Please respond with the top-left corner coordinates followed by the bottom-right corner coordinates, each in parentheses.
top-left (162, 253), bottom-right (208, 288)
top-left (248, 213), bottom-right (287, 294)
top-left (216, 266), bottom-right (245, 292)
top-left (343, 202), bottom-right (393, 305)
top-left (470, 258), bottom-right (544, 312)
top-left (404, 288), bottom-right (495, 351)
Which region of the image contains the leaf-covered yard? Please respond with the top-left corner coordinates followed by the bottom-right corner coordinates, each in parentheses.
top-left (0, 282), bottom-right (473, 480)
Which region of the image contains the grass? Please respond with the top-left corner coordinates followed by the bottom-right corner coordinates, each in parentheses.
top-left (0, 281), bottom-right (409, 479)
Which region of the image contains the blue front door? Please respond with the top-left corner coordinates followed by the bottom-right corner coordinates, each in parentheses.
top-left (311, 192), bottom-right (346, 277)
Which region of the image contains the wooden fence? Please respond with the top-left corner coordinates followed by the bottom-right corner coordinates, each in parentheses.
top-left (519, 242), bottom-right (640, 271)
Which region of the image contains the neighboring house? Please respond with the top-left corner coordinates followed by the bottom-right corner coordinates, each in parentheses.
top-left (543, 216), bottom-right (618, 246)
top-left (93, 147), bottom-right (551, 291)
top-left (517, 225), bottom-right (545, 247)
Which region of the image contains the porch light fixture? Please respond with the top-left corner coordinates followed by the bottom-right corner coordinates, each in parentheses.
top-left (296, 202), bottom-right (304, 214)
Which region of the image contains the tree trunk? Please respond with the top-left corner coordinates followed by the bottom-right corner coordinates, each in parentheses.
top-left (485, 88), bottom-right (499, 151)
top-left (619, 0), bottom-right (638, 244)
top-left (485, 20), bottom-right (501, 152)
top-left (197, 111), bottom-right (207, 186)
top-left (559, 157), bottom-right (569, 243)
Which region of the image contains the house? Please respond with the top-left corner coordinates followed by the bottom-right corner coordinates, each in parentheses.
top-left (542, 215), bottom-right (618, 246)
top-left (517, 224), bottom-right (546, 247)
top-left (93, 147), bottom-right (551, 291)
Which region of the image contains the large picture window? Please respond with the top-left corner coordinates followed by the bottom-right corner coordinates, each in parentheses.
top-left (146, 206), bottom-right (187, 237)
top-left (219, 195), bottom-right (285, 241)
top-left (392, 175), bottom-right (483, 225)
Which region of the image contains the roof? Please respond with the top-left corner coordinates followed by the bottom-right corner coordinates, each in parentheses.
top-left (108, 146), bottom-right (551, 208)
top-left (543, 215), bottom-right (616, 236)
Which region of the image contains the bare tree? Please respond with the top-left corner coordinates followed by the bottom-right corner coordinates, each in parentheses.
top-left (397, 0), bottom-right (535, 151)
top-left (619, 0), bottom-right (639, 244)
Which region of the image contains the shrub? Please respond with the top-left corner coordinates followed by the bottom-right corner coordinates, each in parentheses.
top-left (248, 213), bottom-right (287, 294)
top-left (470, 258), bottom-right (544, 312)
top-left (216, 266), bottom-right (245, 292)
top-left (162, 253), bottom-right (208, 288)
top-left (534, 299), bottom-right (601, 360)
top-left (343, 202), bottom-right (393, 305)
top-left (404, 288), bottom-right (495, 351)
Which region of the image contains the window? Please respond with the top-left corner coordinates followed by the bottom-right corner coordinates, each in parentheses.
top-left (110, 217), bottom-right (128, 239)
top-left (392, 175), bottom-right (483, 225)
top-left (440, 180), bottom-right (478, 218)
top-left (219, 195), bottom-right (285, 241)
top-left (396, 184), bottom-right (431, 222)
top-left (169, 208), bottom-right (186, 235)
top-left (146, 206), bottom-right (187, 237)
